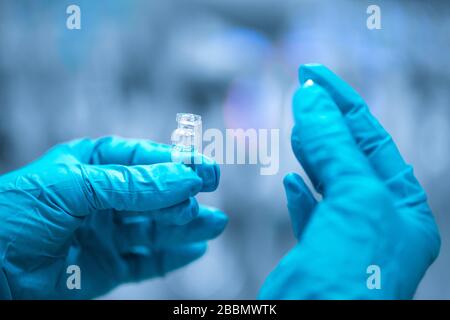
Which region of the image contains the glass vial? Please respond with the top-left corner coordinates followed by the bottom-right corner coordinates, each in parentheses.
top-left (171, 113), bottom-right (202, 157)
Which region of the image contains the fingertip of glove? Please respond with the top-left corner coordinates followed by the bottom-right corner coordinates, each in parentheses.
top-left (212, 210), bottom-right (229, 231)
top-left (292, 81), bottom-right (320, 116)
top-left (283, 173), bottom-right (301, 191)
top-left (298, 63), bottom-right (327, 84)
top-left (188, 242), bottom-right (208, 259)
top-left (293, 80), bottom-right (337, 123)
top-left (194, 156), bottom-right (220, 192)
top-left (210, 159), bottom-right (220, 191)
top-left (201, 206), bottom-right (229, 235)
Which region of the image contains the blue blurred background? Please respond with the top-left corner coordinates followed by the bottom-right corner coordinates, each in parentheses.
top-left (0, 0), bottom-right (449, 299)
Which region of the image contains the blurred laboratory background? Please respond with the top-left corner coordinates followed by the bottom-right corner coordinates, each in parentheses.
top-left (0, 0), bottom-right (449, 299)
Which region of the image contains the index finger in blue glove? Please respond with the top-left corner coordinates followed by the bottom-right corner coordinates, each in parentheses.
top-left (68, 162), bottom-right (203, 215)
top-left (291, 81), bottom-right (378, 195)
top-left (299, 64), bottom-right (427, 208)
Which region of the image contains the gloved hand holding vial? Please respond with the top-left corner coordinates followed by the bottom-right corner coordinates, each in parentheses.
top-left (0, 136), bottom-right (227, 299)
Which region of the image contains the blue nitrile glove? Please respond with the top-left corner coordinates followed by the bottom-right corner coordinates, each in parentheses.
top-left (259, 64), bottom-right (440, 299)
top-left (0, 136), bottom-right (227, 299)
